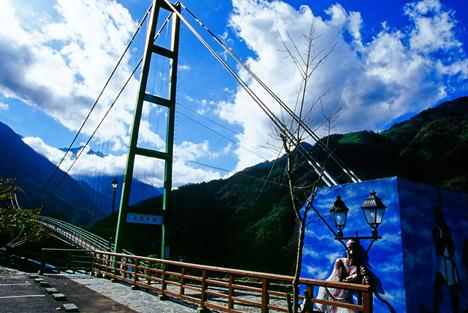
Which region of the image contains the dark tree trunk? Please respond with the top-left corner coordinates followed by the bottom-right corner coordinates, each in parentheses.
top-left (292, 214), bottom-right (307, 313)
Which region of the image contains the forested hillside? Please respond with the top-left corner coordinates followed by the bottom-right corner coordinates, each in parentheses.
top-left (90, 96), bottom-right (468, 273)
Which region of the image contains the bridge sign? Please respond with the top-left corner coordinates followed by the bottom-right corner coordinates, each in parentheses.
top-left (126, 213), bottom-right (163, 225)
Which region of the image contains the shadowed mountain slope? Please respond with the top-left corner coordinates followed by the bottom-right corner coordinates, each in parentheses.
top-left (90, 96), bottom-right (468, 274)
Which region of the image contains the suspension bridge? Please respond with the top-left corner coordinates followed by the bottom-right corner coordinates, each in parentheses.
top-left (2, 0), bottom-right (376, 312)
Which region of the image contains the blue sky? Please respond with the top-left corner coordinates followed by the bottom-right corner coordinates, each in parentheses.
top-left (0, 0), bottom-right (467, 187)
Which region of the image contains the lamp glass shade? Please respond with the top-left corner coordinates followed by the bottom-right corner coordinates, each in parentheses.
top-left (330, 195), bottom-right (349, 232)
top-left (332, 211), bottom-right (347, 231)
top-left (111, 178), bottom-right (118, 190)
top-left (361, 190), bottom-right (387, 230)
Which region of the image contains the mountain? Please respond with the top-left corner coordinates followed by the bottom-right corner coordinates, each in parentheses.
top-left (59, 146), bottom-right (105, 158)
top-left (3, 96), bottom-right (466, 272)
top-left (0, 122), bottom-right (107, 226)
top-left (75, 174), bottom-right (163, 210)
top-left (90, 96), bottom-right (468, 274)
top-left (381, 96), bottom-right (468, 190)
top-left (301, 96), bottom-right (468, 191)
top-left (0, 121), bottom-right (163, 226)
top-left (91, 158), bottom-right (295, 270)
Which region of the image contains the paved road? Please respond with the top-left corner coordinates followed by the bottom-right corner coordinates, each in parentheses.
top-left (0, 266), bottom-right (198, 313)
top-left (67, 274), bottom-right (199, 313)
top-left (0, 267), bottom-right (59, 313)
top-left (68, 273), bottom-right (289, 313)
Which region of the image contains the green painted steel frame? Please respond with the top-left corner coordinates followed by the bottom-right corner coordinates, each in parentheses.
top-left (114, 0), bottom-right (180, 258)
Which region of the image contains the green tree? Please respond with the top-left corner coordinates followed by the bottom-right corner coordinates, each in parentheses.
top-left (0, 179), bottom-right (44, 249)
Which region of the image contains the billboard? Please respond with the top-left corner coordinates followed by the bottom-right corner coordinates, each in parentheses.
top-left (301, 177), bottom-right (468, 312)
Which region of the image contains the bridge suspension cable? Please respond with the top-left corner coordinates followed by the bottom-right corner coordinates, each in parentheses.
top-left (178, 1), bottom-right (361, 185)
top-left (187, 160), bottom-right (287, 188)
top-left (41, 0), bottom-right (362, 205)
top-left (40, 9), bottom-right (174, 203)
top-left (180, 105), bottom-right (280, 152)
top-left (178, 110), bottom-right (274, 162)
top-left (162, 0), bottom-right (338, 186)
top-left (38, 3), bottom-right (154, 202)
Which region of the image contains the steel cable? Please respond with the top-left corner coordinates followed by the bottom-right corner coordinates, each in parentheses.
top-left (38, 3), bottom-right (154, 201)
top-left (162, 0), bottom-right (335, 186)
top-left (41, 12), bottom-right (174, 203)
top-left (180, 3), bottom-right (360, 184)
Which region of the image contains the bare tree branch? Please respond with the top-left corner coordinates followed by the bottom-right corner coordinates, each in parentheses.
top-left (273, 20), bottom-right (338, 313)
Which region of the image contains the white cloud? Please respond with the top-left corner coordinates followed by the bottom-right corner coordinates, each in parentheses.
top-left (325, 251), bottom-right (342, 263)
top-left (305, 265), bottom-right (330, 280)
top-left (220, 0), bottom-right (468, 171)
top-left (23, 137), bottom-right (65, 164)
top-left (0, 0), bottom-right (140, 149)
top-left (4, 0), bottom-right (468, 183)
top-left (2, 0), bottom-right (226, 187)
top-left (23, 136), bottom-right (222, 188)
top-left (184, 95), bottom-right (220, 116)
top-left (0, 102), bottom-right (8, 110)
top-left (23, 136), bottom-right (126, 176)
top-left (175, 140), bottom-right (210, 160)
top-left (303, 247), bottom-right (319, 258)
top-left (178, 64), bottom-right (191, 71)
top-left (404, 0), bottom-right (461, 53)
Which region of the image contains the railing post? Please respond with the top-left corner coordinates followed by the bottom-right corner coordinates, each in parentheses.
top-left (300, 285), bottom-right (313, 313)
top-left (91, 252), bottom-right (97, 276)
top-left (123, 257), bottom-right (129, 279)
top-left (98, 252), bottom-right (103, 276)
top-left (159, 263), bottom-right (168, 301)
top-left (147, 261), bottom-right (152, 285)
top-left (38, 249), bottom-right (45, 275)
top-left (179, 267), bottom-right (185, 295)
top-left (261, 278), bottom-right (269, 313)
top-left (132, 260), bottom-right (139, 290)
top-left (362, 289), bottom-right (373, 313)
top-left (65, 251), bottom-right (70, 272)
top-left (111, 254), bottom-right (118, 281)
top-left (286, 294), bottom-right (292, 313)
top-left (228, 274), bottom-right (234, 310)
top-left (198, 269), bottom-right (209, 312)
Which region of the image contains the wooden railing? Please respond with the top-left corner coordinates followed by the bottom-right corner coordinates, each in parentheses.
top-left (92, 251), bottom-right (373, 313)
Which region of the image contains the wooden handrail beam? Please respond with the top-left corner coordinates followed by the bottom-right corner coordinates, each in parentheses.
top-left (87, 251), bottom-right (374, 312)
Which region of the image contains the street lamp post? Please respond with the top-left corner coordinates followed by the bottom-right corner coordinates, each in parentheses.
top-left (361, 190), bottom-right (387, 237)
top-left (329, 195), bottom-right (349, 238)
top-left (328, 190), bottom-right (387, 253)
top-left (110, 178), bottom-right (119, 252)
top-left (305, 190), bottom-right (390, 308)
top-left (111, 178), bottom-right (118, 215)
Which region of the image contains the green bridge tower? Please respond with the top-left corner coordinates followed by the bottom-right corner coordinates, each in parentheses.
top-left (114, 0), bottom-right (181, 259)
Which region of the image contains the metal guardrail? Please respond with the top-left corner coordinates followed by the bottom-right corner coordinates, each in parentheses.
top-left (38, 216), bottom-right (132, 255)
top-left (92, 251), bottom-right (373, 313)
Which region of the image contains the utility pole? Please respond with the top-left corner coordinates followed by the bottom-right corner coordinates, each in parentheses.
top-left (114, 0), bottom-right (180, 259)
